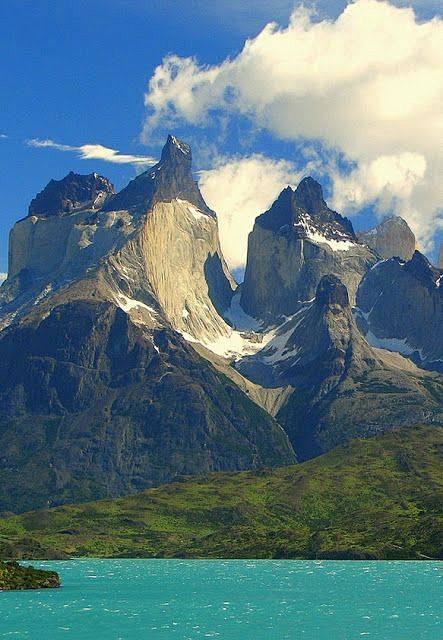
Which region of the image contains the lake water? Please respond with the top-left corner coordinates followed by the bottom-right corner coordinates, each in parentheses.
top-left (0, 560), bottom-right (441, 639)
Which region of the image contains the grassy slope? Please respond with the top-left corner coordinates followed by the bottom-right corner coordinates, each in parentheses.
top-left (0, 426), bottom-right (442, 560)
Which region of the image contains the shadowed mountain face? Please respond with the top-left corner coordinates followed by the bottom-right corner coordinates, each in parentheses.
top-left (29, 171), bottom-right (115, 216)
top-left (0, 300), bottom-right (295, 513)
top-left (256, 179), bottom-right (356, 240)
top-left (356, 251), bottom-right (443, 371)
top-left (238, 275), bottom-right (443, 460)
top-left (240, 178), bottom-right (377, 323)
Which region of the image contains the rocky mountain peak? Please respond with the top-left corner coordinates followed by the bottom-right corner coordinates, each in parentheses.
top-left (356, 250), bottom-right (443, 370)
top-left (438, 242), bottom-right (443, 269)
top-left (315, 274), bottom-right (350, 309)
top-left (255, 178), bottom-right (356, 241)
top-left (404, 250), bottom-right (440, 286)
top-left (293, 177), bottom-right (326, 215)
top-left (28, 171), bottom-right (115, 216)
top-left (161, 134), bottom-right (192, 165)
top-left (103, 135), bottom-right (214, 216)
top-left (241, 176), bottom-right (375, 322)
top-left (357, 216), bottom-right (416, 261)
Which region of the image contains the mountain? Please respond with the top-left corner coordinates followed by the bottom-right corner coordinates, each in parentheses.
top-left (356, 251), bottom-right (443, 372)
top-left (28, 171), bottom-right (115, 217)
top-left (357, 216), bottom-right (416, 261)
top-left (240, 178), bottom-right (377, 323)
top-left (102, 135), bottom-right (212, 216)
top-left (1, 426), bottom-right (441, 561)
top-left (2, 135), bottom-right (234, 344)
top-left (237, 274), bottom-right (443, 460)
top-left (0, 135), bottom-right (442, 516)
top-left (0, 136), bottom-right (295, 513)
top-left (439, 242), bottom-right (443, 269)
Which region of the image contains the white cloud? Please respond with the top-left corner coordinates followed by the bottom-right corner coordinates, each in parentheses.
top-left (0, 273), bottom-right (7, 284)
top-left (199, 155), bottom-right (299, 269)
top-left (143, 0), bottom-right (443, 252)
top-left (27, 138), bottom-right (156, 166)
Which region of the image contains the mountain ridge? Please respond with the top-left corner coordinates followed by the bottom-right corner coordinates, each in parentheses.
top-left (0, 134), bottom-right (442, 514)
top-left (1, 426), bottom-right (441, 561)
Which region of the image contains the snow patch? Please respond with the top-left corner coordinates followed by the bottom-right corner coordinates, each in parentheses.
top-left (261, 308), bottom-right (307, 364)
top-left (187, 205), bottom-right (205, 221)
top-left (117, 295), bottom-right (157, 315)
top-left (176, 198), bottom-right (206, 221)
top-left (294, 214), bottom-right (356, 251)
top-left (200, 329), bottom-right (272, 360)
top-left (223, 291), bottom-right (262, 332)
top-left (33, 284), bottom-right (53, 306)
top-left (364, 331), bottom-right (416, 356)
top-left (171, 136), bottom-right (189, 155)
top-left (306, 230), bottom-right (355, 251)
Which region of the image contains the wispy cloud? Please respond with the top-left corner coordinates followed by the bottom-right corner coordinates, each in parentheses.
top-left (143, 0), bottom-right (443, 252)
top-left (0, 134), bottom-right (7, 139)
top-left (27, 138), bottom-right (156, 166)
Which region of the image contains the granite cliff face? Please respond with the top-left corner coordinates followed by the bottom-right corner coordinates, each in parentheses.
top-left (356, 251), bottom-right (443, 371)
top-left (240, 178), bottom-right (377, 323)
top-left (0, 135), bottom-right (295, 512)
top-left (238, 275), bottom-right (443, 460)
top-left (1, 137), bottom-right (442, 512)
top-left (2, 135), bottom-right (235, 344)
top-left (357, 217), bottom-right (416, 261)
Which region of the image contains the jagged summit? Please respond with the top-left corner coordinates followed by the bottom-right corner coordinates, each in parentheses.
top-left (162, 134), bottom-right (191, 162)
top-left (2, 133), bottom-right (235, 347)
top-left (293, 176), bottom-right (327, 215)
top-left (404, 250), bottom-right (441, 285)
top-left (241, 177), bottom-right (376, 321)
top-left (28, 171), bottom-right (115, 216)
top-left (255, 177), bottom-right (356, 242)
top-left (103, 135), bottom-right (214, 216)
top-left (0, 133), bottom-right (442, 510)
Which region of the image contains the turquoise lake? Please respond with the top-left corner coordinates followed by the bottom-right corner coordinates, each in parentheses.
top-left (0, 560), bottom-right (441, 639)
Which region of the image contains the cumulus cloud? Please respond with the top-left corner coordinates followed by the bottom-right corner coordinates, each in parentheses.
top-left (143, 0), bottom-right (443, 253)
top-left (199, 155), bottom-right (300, 269)
top-left (27, 138), bottom-right (156, 166)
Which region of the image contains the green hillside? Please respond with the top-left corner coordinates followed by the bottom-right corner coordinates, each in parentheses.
top-left (1, 426), bottom-right (442, 560)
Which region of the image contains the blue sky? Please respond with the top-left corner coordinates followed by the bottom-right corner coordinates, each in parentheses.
top-left (1, 0), bottom-right (442, 276)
